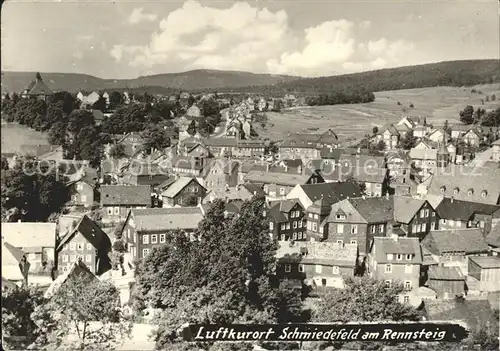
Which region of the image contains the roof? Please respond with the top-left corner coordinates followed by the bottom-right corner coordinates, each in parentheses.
top-left (92, 109), bottom-right (105, 122)
top-left (44, 259), bottom-right (98, 299)
top-left (280, 159), bottom-right (304, 168)
top-left (486, 221), bottom-right (500, 247)
top-left (239, 183), bottom-right (266, 197)
top-left (428, 167), bottom-right (500, 205)
top-left (319, 164), bottom-right (387, 183)
top-left (299, 182), bottom-right (362, 205)
top-left (348, 196), bottom-right (395, 223)
top-left (203, 137), bottom-right (264, 148)
top-left (276, 241), bottom-right (357, 267)
top-left (2, 241), bottom-right (25, 281)
top-left (244, 170), bottom-right (311, 186)
top-left (435, 198), bottom-right (500, 221)
top-left (57, 215), bottom-right (111, 252)
top-left (421, 229), bottom-right (490, 255)
top-left (269, 199), bottom-right (302, 213)
top-left (409, 148), bottom-right (437, 160)
top-left (26, 75), bottom-right (53, 96)
top-left (371, 237), bottom-right (422, 264)
top-left (393, 197), bottom-right (427, 224)
top-left (1, 222), bottom-right (56, 249)
top-left (100, 185), bottom-right (151, 206)
top-left (468, 256), bottom-right (500, 269)
top-left (428, 266), bottom-right (465, 280)
top-left (338, 154), bottom-right (386, 169)
top-left (378, 124), bottom-right (400, 136)
top-left (129, 207), bottom-right (204, 232)
top-left (161, 177), bottom-right (204, 198)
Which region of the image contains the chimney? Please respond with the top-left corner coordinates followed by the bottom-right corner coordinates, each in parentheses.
top-left (284, 165), bottom-right (288, 173)
top-left (266, 163), bottom-right (270, 172)
top-left (362, 195), bottom-right (366, 200)
top-left (451, 197), bottom-right (454, 203)
top-left (385, 193), bottom-right (390, 199)
top-left (297, 165), bottom-right (302, 174)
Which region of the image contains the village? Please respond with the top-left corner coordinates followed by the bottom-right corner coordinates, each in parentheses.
top-left (2, 72), bottom-right (500, 350)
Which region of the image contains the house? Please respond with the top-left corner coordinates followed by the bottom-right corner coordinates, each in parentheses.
top-left (67, 167), bottom-right (99, 208)
top-left (426, 266), bottom-right (466, 300)
top-left (44, 259), bottom-right (99, 299)
top-left (279, 130), bottom-right (339, 160)
top-left (486, 220), bottom-right (500, 253)
top-left (204, 159), bottom-right (240, 202)
top-left (409, 148), bottom-right (437, 175)
top-left (492, 139), bottom-right (500, 162)
top-left (450, 124), bottom-right (473, 139)
top-left (121, 162), bottom-right (171, 188)
top-left (20, 73), bottom-right (52, 101)
top-left (179, 92), bottom-right (192, 109)
top-left (397, 116), bottom-right (418, 130)
top-left (462, 128), bottom-right (482, 146)
top-left (435, 197), bottom-right (500, 231)
top-left (320, 164), bottom-right (389, 197)
top-left (368, 236), bottom-right (422, 303)
top-left (2, 241), bottom-right (28, 287)
top-left (305, 197), bottom-right (334, 242)
top-left (121, 207), bottom-right (204, 260)
top-left (375, 124), bottom-right (400, 150)
top-left (468, 256), bottom-right (500, 292)
top-left (428, 128), bottom-right (451, 143)
top-left (227, 183), bottom-right (266, 202)
top-left (386, 150), bottom-right (412, 195)
top-left (427, 167), bottom-right (500, 205)
top-left (100, 185), bottom-right (151, 222)
top-left (286, 182), bottom-right (362, 210)
top-left (244, 169), bottom-right (324, 200)
top-left (1, 222), bottom-right (57, 271)
top-left (203, 138), bottom-right (265, 158)
top-left (268, 199), bottom-right (306, 241)
top-left (276, 240), bottom-right (358, 289)
top-left (56, 215), bottom-right (112, 276)
top-left (106, 132), bottom-right (145, 159)
top-left (421, 229), bottom-right (490, 274)
top-left (92, 109), bottom-right (105, 125)
top-left (413, 139), bottom-right (433, 150)
top-left (161, 176), bottom-right (207, 207)
top-left (413, 125), bottom-right (429, 138)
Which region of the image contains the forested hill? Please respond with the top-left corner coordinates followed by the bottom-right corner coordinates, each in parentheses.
top-left (214, 60), bottom-right (500, 95)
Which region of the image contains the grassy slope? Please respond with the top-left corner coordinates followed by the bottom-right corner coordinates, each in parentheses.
top-left (255, 84), bottom-right (500, 143)
top-left (1, 121), bottom-right (50, 154)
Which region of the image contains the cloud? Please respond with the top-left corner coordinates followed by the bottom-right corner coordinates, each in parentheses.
top-left (112, 1), bottom-right (416, 76)
top-left (128, 8), bottom-right (157, 24)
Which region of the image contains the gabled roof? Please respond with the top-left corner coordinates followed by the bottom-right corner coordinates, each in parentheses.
top-left (269, 199), bottom-right (302, 214)
top-left (26, 75), bottom-right (53, 95)
top-left (1, 223), bottom-right (56, 249)
top-left (56, 215), bottom-right (111, 253)
top-left (129, 207), bottom-right (203, 232)
top-left (299, 182), bottom-right (362, 205)
top-left (44, 259), bottom-right (98, 299)
top-left (428, 266), bottom-right (465, 281)
top-left (348, 196), bottom-right (395, 223)
top-left (435, 198), bottom-right (500, 221)
top-left (161, 177), bottom-right (205, 198)
top-left (276, 241), bottom-right (357, 267)
top-left (371, 237), bottom-right (422, 264)
top-left (280, 159), bottom-right (303, 168)
top-left (244, 170), bottom-right (312, 186)
top-left (469, 256), bottom-right (500, 269)
top-left (378, 124), bottom-right (400, 136)
top-left (318, 163), bottom-right (387, 184)
top-left (421, 229), bottom-right (490, 255)
top-left (409, 148), bottom-right (437, 160)
top-left (486, 221), bottom-right (500, 247)
top-left (393, 197), bottom-right (427, 224)
top-left (100, 185), bottom-right (151, 206)
top-left (2, 241), bottom-right (25, 281)
top-left (239, 183), bottom-right (266, 197)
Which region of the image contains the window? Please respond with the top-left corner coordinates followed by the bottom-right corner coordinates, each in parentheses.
top-left (385, 264), bottom-right (392, 273)
top-left (286, 223), bottom-right (291, 230)
top-left (403, 295), bottom-right (410, 303)
top-left (422, 223), bottom-right (427, 232)
top-left (299, 264), bottom-right (304, 272)
top-left (406, 254), bottom-right (412, 260)
top-left (312, 223), bottom-right (317, 231)
top-left (337, 240), bottom-right (344, 245)
top-left (405, 264), bottom-right (412, 274)
top-left (142, 248), bottom-right (150, 258)
top-left (280, 234), bottom-right (286, 241)
top-left (114, 207), bottom-right (120, 215)
top-left (76, 183), bottom-right (83, 191)
top-left (396, 254), bottom-right (402, 260)
top-left (143, 235), bottom-right (149, 244)
top-left (107, 207), bottom-right (113, 215)
top-left (295, 211), bottom-right (300, 217)
top-left (417, 224), bottom-right (422, 232)
top-left (70, 255), bottom-right (76, 262)
top-left (333, 266), bottom-right (340, 274)
top-left (298, 220), bottom-right (302, 228)
top-left (263, 185), bottom-right (268, 193)
top-left (77, 243), bottom-right (84, 251)
top-left (371, 226), bottom-right (376, 234)
top-left (160, 234), bottom-right (166, 243)
top-left (379, 224), bottom-right (384, 233)
top-left (85, 255), bottom-right (91, 263)
top-left (404, 281), bottom-right (412, 290)
top-left (412, 224), bottom-right (417, 233)
top-left (336, 214), bottom-right (346, 220)
top-left (280, 188), bottom-right (285, 195)
top-left (281, 224), bottom-right (286, 230)
top-left (308, 213), bottom-right (313, 218)
top-left (70, 243), bottom-right (76, 250)
top-left (313, 214), bottom-right (318, 220)
top-left (151, 234), bottom-right (158, 244)
top-left (315, 265), bottom-right (322, 273)
top-left (285, 264), bottom-right (291, 273)
top-left (293, 221), bottom-right (297, 229)
top-left (81, 195), bottom-right (87, 202)
top-left (319, 225), bottom-right (324, 234)
top-left (269, 222), bottom-right (274, 230)
top-left (442, 219), bottom-right (447, 224)
top-left (431, 222), bottom-right (436, 230)
top-left (424, 209), bottom-right (429, 217)
top-left (293, 233), bottom-right (297, 240)
top-left (387, 254), bottom-right (393, 261)
top-left (350, 240), bottom-right (357, 245)
top-left (337, 224), bottom-right (344, 233)
top-left (62, 255), bottom-right (68, 262)
top-left (290, 211), bottom-right (295, 218)
top-left (298, 232), bottom-right (302, 239)
top-left (431, 211), bottom-right (435, 217)
top-left (303, 233), bottom-right (307, 239)
top-left (481, 190), bottom-right (488, 198)
top-left (385, 280), bottom-right (392, 288)
top-left (351, 225), bottom-right (358, 234)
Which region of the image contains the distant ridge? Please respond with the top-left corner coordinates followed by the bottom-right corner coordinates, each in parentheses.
top-left (2, 59), bottom-right (498, 95)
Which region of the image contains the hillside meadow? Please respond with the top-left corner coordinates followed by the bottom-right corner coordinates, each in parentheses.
top-left (256, 84), bottom-right (500, 143)
top-left (1, 121), bottom-right (50, 154)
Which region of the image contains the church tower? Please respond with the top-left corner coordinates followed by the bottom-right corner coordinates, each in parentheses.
top-left (437, 132), bottom-right (450, 169)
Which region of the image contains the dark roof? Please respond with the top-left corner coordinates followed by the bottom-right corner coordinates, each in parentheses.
top-left (239, 183), bottom-right (266, 197)
top-left (435, 198), bottom-right (500, 221)
top-left (26, 76), bottom-right (53, 95)
top-left (100, 185), bottom-right (151, 205)
top-left (225, 200), bottom-right (244, 214)
top-left (468, 256), bottom-right (500, 269)
top-left (319, 147), bottom-right (344, 160)
top-left (3, 242), bottom-right (25, 262)
top-left (91, 110), bottom-right (105, 122)
top-left (300, 182), bottom-right (362, 205)
top-left (280, 159), bottom-right (304, 168)
top-left (57, 215), bottom-right (111, 253)
top-left (486, 221), bottom-right (500, 247)
top-left (371, 237), bottom-right (422, 264)
top-left (349, 196), bottom-right (395, 223)
top-left (428, 266), bottom-right (465, 280)
top-left (421, 229), bottom-right (490, 255)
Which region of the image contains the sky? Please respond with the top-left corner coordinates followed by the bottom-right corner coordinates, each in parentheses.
top-left (1, 0), bottom-right (499, 78)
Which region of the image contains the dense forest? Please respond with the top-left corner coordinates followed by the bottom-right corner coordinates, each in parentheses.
top-left (216, 60), bottom-right (500, 96)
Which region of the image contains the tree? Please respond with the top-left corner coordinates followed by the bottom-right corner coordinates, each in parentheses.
top-left (67, 109), bottom-right (95, 133)
top-left (67, 125), bottom-right (104, 168)
top-left (109, 91), bottom-right (125, 110)
top-left (459, 105), bottom-right (474, 124)
top-left (473, 108), bottom-right (486, 123)
top-left (1, 286), bottom-right (53, 350)
top-left (101, 103), bottom-right (148, 134)
top-left (48, 91), bottom-right (79, 115)
top-left (32, 274), bottom-right (132, 350)
top-left (376, 140), bottom-right (386, 151)
top-left (199, 98), bottom-right (220, 117)
top-left (443, 120), bottom-right (451, 135)
top-left (481, 108), bottom-right (500, 127)
top-left (109, 144), bottom-right (127, 159)
top-left (1, 156), bottom-right (9, 170)
top-left (2, 158), bottom-right (70, 222)
top-left (409, 103), bottom-right (414, 108)
top-left (92, 95), bottom-right (107, 112)
top-left (398, 129), bottom-right (417, 150)
top-left (140, 125), bottom-right (172, 154)
top-left (372, 126), bottom-right (379, 134)
top-left (48, 121), bottom-right (69, 146)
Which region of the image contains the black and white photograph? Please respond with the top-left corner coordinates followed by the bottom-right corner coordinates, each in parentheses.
top-left (1, 0), bottom-right (499, 350)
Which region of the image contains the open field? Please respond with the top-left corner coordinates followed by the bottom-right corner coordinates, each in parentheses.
top-left (1, 121), bottom-right (50, 154)
top-left (256, 84), bottom-right (500, 143)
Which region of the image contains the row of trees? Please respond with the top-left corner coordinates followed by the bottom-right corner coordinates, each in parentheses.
top-left (459, 105), bottom-right (500, 127)
top-left (305, 90), bottom-right (375, 106)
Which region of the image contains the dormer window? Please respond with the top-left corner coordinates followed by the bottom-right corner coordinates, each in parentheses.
top-left (453, 187), bottom-right (459, 195)
top-left (468, 189), bottom-right (474, 196)
top-left (440, 186), bottom-right (446, 193)
top-left (336, 214), bottom-right (346, 220)
top-left (481, 190), bottom-right (488, 198)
